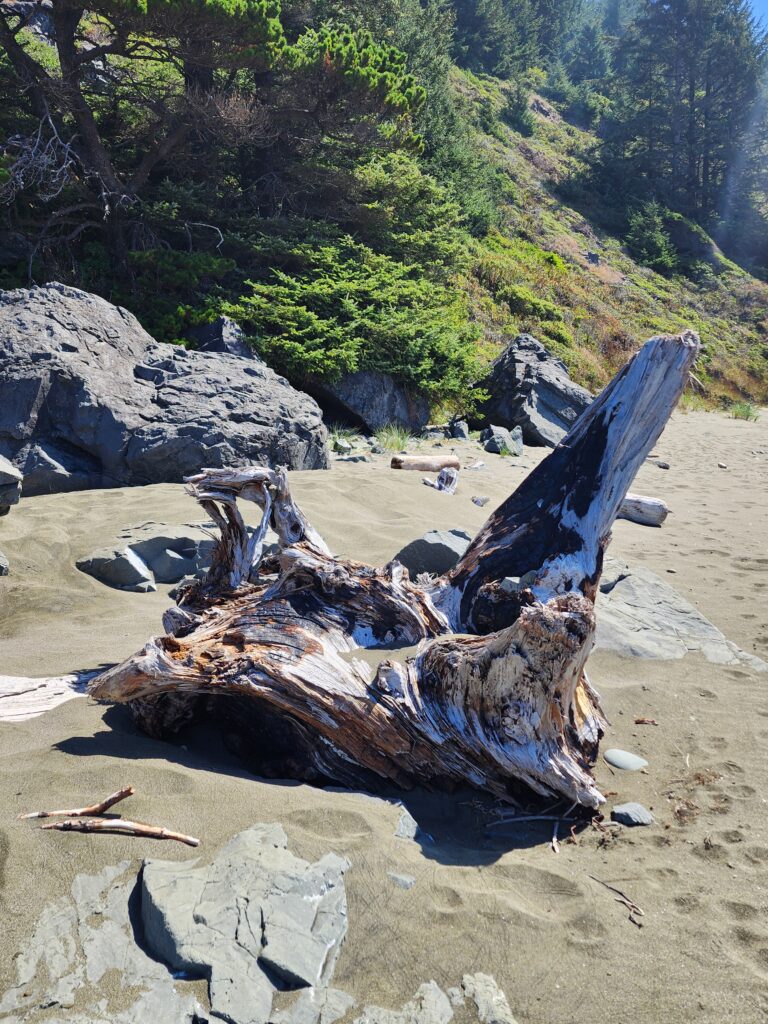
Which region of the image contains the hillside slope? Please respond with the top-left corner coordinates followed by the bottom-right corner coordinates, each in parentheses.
top-left (460, 72), bottom-right (768, 406)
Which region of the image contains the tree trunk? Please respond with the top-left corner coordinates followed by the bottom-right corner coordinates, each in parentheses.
top-left (89, 333), bottom-right (700, 809)
top-left (617, 493), bottom-right (668, 527)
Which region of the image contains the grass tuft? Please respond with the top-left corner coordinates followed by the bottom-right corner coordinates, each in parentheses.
top-left (375, 423), bottom-right (412, 452)
top-left (730, 400), bottom-right (759, 422)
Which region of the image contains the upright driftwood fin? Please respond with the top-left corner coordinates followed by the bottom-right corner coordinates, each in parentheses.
top-left (434, 332), bottom-right (699, 631)
top-left (89, 333), bottom-right (700, 809)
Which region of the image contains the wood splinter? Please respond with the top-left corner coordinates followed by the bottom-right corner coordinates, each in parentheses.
top-left (41, 817), bottom-right (200, 847)
top-left (19, 786), bottom-right (136, 819)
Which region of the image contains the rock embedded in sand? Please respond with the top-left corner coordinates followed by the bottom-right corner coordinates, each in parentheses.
top-left (462, 973), bottom-right (518, 1024)
top-left (603, 749), bottom-right (649, 771)
top-left (481, 425), bottom-right (523, 457)
top-left (141, 823), bottom-right (349, 1024)
top-left (0, 282), bottom-right (328, 495)
top-left (611, 802), bottom-right (655, 826)
top-left (355, 982), bottom-right (454, 1024)
top-left (596, 556), bottom-right (766, 669)
top-left (388, 872), bottom-right (416, 890)
top-left (75, 546), bottom-right (156, 593)
top-left (393, 528), bottom-right (472, 578)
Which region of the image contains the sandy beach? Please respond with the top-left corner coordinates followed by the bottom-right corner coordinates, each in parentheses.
top-left (1, 408), bottom-right (767, 1023)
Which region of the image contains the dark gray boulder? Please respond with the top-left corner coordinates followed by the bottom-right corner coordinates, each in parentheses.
top-left (394, 529), bottom-right (472, 578)
top-left (187, 315), bottom-right (257, 359)
top-left (476, 334), bottom-right (592, 447)
top-left (481, 425), bottom-right (523, 457)
top-left (313, 370), bottom-right (429, 433)
top-left (0, 283), bottom-right (328, 496)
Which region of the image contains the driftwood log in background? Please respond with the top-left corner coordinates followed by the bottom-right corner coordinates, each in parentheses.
top-left (90, 333), bottom-right (699, 809)
top-left (617, 493), bottom-right (669, 527)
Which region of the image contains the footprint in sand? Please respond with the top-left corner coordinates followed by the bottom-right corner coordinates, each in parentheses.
top-left (283, 807), bottom-right (373, 842)
top-left (729, 926), bottom-right (768, 975)
top-left (742, 845), bottom-right (768, 867)
top-left (723, 901), bottom-right (762, 922)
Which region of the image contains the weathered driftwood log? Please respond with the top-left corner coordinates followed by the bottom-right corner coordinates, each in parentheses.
top-left (617, 493), bottom-right (669, 527)
top-left (89, 333), bottom-right (699, 809)
top-left (391, 454), bottom-right (461, 472)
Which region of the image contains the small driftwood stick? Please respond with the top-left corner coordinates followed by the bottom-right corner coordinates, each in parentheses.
top-left (41, 817), bottom-right (200, 847)
top-left (423, 468), bottom-right (459, 494)
top-left (617, 493), bottom-right (668, 527)
top-left (19, 785), bottom-right (135, 819)
top-left (391, 454), bottom-right (460, 472)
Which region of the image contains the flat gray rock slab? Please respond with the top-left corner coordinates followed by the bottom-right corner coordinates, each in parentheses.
top-left (393, 529), bottom-right (472, 578)
top-left (76, 519), bottom-right (280, 591)
top-left (611, 802), bottom-right (654, 826)
top-left (603, 748), bottom-right (648, 771)
top-left (0, 861), bottom-right (201, 1023)
top-left (596, 556), bottom-right (766, 670)
top-left (388, 872), bottom-right (416, 890)
top-left (141, 823), bottom-right (349, 1024)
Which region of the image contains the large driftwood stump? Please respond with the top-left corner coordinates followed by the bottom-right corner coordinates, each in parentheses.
top-left (90, 334), bottom-right (699, 808)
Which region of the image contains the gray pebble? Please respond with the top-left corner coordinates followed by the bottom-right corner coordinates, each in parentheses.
top-left (611, 802), bottom-right (654, 826)
top-left (387, 872), bottom-right (416, 890)
top-left (604, 748), bottom-right (649, 771)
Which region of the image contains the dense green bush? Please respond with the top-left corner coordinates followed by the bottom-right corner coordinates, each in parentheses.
top-left (220, 235), bottom-right (484, 403)
top-left (496, 283), bottom-right (564, 321)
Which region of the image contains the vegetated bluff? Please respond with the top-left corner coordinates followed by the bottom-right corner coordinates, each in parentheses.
top-left (0, 284), bottom-right (328, 495)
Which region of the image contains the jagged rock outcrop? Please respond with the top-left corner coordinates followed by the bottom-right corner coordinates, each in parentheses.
top-left (475, 334), bottom-right (592, 447)
top-left (312, 370), bottom-right (430, 433)
top-left (0, 283), bottom-right (328, 496)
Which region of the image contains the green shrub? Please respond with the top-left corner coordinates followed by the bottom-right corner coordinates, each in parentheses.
top-left (541, 321), bottom-right (574, 347)
top-left (497, 284), bottom-right (564, 321)
top-left (625, 202), bottom-right (678, 275)
top-left (221, 235), bottom-right (484, 405)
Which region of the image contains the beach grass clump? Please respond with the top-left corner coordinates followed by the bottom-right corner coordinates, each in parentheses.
top-left (328, 424), bottom-right (363, 446)
top-left (730, 400), bottom-right (759, 421)
top-left (375, 423), bottom-right (412, 452)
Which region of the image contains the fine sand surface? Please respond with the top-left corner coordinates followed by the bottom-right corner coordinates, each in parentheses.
top-left (1, 409), bottom-right (767, 1022)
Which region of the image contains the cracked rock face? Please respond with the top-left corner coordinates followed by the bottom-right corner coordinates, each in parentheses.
top-left (141, 823), bottom-right (349, 1024)
top-left (0, 283), bottom-right (328, 496)
top-left (0, 861), bottom-right (202, 1023)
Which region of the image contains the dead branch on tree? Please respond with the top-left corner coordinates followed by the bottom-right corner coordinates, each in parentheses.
top-left (89, 333), bottom-right (700, 809)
